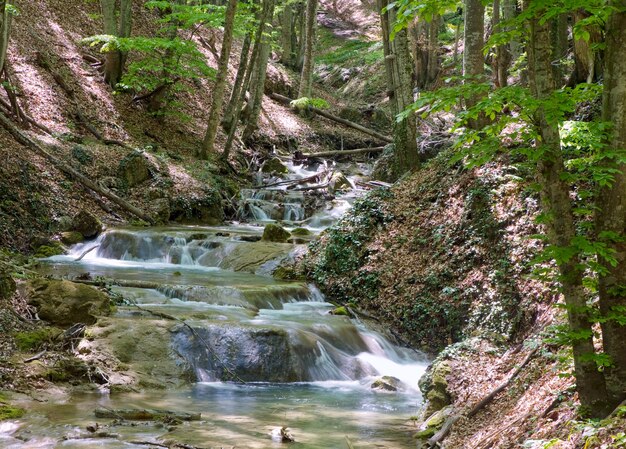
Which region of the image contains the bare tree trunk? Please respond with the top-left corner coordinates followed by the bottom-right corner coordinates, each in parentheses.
top-left (502, 0), bottom-right (520, 64)
top-left (200, 0), bottom-right (238, 158)
top-left (279, 5), bottom-right (294, 66)
top-left (379, 0), bottom-right (419, 176)
top-left (552, 13), bottom-right (568, 86)
top-left (595, 0), bottom-right (626, 412)
top-left (242, 0), bottom-right (275, 139)
top-left (463, 0), bottom-right (488, 129)
top-left (222, 33), bottom-right (252, 133)
top-left (571, 9), bottom-right (602, 84)
top-left (526, 0), bottom-right (610, 419)
top-left (426, 14), bottom-right (440, 86)
top-left (493, 0), bottom-right (510, 87)
top-left (297, 0), bottom-right (318, 98)
top-left (100, 0), bottom-right (133, 87)
top-left (0, 0), bottom-right (12, 75)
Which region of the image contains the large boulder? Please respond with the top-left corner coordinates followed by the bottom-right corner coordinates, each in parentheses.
top-left (118, 152), bottom-right (153, 187)
top-left (71, 210), bottom-right (102, 239)
top-left (420, 360), bottom-right (452, 417)
top-left (27, 279), bottom-right (111, 326)
top-left (262, 223), bottom-right (290, 243)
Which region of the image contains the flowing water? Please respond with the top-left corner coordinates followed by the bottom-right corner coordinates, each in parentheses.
top-left (3, 158), bottom-right (428, 449)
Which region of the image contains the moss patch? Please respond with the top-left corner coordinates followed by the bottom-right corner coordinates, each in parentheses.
top-left (14, 327), bottom-right (60, 351)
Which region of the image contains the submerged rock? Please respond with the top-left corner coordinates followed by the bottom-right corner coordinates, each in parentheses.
top-left (371, 375), bottom-right (401, 391)
top-left (262, 223), bottom-right (291, 243)
top-left (27, 279), bottom-right (111, 326)
top-left (72, 210), bottom-right (103, 239)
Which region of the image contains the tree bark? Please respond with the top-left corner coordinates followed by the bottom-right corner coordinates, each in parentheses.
top-left (221, 33), bottom-right (252, 134)
top-left (100, 0), bottom-right (133, 87)
top-left (242, 0), bottom-right (275, 139)
top-left (526, 0), bottom-right (610, 418)
top-left (595, 0), bottom-right (626, 411)
top-left (279, 4), bottom-right (294, 66)
top-left (0, 0), bottom-right (12, 74)
top-left (297, 0), bottom-right (317, 98)
top-left (493, 0), bottom-right (510, 87)
top-left (200, 0), bottom-right (238, 158)
top-left (463, 0), bottom-right (488, 129)
top-left (571, 9), bottom-right (602, 85)
top-left (379, 0), bottom-right (419, 176)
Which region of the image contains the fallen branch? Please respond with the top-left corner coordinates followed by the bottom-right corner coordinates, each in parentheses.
top-left (23, 350), bottom-right (47, 363)
top-left (428, 348), bottom-right (538, 448)
top-left (75, 245), bottom-right (99, 261)
top-left (95, 408), bottom-right (201, 421)
top-left (302, 146), bottom-right (385, 158)
top-left (269, 93), bottom-right (393, 144)
top-left (67, 278), bottom-right (161, 289)
top-left (0, 112), bottom-right (154, 223)
top-left (253, 169), bottom-right (329, 189)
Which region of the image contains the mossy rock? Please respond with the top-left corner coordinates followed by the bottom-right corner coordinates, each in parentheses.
top-left (34, 242), bottom-right (65, 258)
top-left (118, 151), bottom-right (154, 187)
top-left (423, 361), bottom-right (452, 416)
top-left (14, 327), bottom-right (61, 351)
top-left (330, 306), bottom-right (348, 316)
top-left (261, 158), bottom-right (288, 174)
top-left (290, 227), bottom-right (311, 236)
top-left (60, 231), bottom-right (84, 245)
top-left (71, 210), bottom-right (103, 239)
top-left (371, 376), bottom-right (401, 391)
top-left (27, 279), bottom-right (111, 326)
top-left (0, 403), bottom-right (25, 420)
top-left (0, 269), bottom-right (16, 300)
top-left (262, 223), bottom-right (290, 243)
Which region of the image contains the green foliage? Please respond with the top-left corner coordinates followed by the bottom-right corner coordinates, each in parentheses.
top-left (316, 38), bottom-right (383, 66)
top-left (384, 0), bottom-right (459, 39)
top-left (309, 188), bottom-right (393, 301)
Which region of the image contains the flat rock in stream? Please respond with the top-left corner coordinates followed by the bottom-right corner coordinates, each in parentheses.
top-left (94, 408), bottom-right (201, 421)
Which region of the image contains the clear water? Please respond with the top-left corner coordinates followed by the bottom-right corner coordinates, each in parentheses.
top-left (4, 160), bottom-right (427, 448)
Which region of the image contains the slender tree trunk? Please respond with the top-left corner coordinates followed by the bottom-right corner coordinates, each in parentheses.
top-left (297, 0), bottom-right (318, 98)
top-left (295, 3), bottom-right (306, 69)
top-left (552, 13), bottom-right (568, 86)
top-left (379, 0), bottom-right (419, 176)
top-left (279, 5), bottom-right (294, 66)
top-left (571, 9), bottom-right (602, 85)
top-left (242, 0), bottom-right (275, 139)
top-left (200, 0), bottom-right (238, 158)
top-left (426, 14), bottom-right (440, 86)
top-left (222, 33), bottom-right (252, 133)
top-left (0, 0), bottom-right (11, 74)
top-left (526, 0), bottom-right (610, 419)
top-left (463, 0), bottom-right (487, 129)
top-left (502, 0), bottom-right (520, 64)
top-left (493, 0), bottom-right (510, 87)
top-left (595, 0), bottom-right (626, 412)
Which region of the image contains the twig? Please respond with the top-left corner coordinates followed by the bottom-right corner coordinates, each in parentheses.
top-left (23, 350), bottom-right (47, 363)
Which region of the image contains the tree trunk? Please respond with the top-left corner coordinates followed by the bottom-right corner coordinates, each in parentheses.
top-left (297, 0), bottom-right (318, 98)
top-left (493, 0), bottom-right (510, 87)
top-left (100, 0), bottom-right (132, 87)
top-left (426, 14), bottom-right (440, 86)
top-left (379, 0), bottom-right (419, 176)
top-left (242, 0), bottom-right (275, 139)
top-left (222, 33), bottom-right (251, 133)
top-left (279, 5), bottom-right (294, 66)
top-left (463, 0), bottom-right (488, 129)
top-left (200, 0), bottom-right (238, 158)
top-left (595, 0), bottom-right (626, 412)
top-left (571, 9), bottom-right (602, 84)
top-left (502, 0), bottom-right (520, 65)
top-left (0, 0), bottom-right (12, 74)
top-left (551, 13), bottom-right (568, 86)
top-left (526, 0), bottom-right (610, 419)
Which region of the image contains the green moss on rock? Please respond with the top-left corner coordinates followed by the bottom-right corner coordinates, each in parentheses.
top-left (60, 231), bottom-right (84, 245)
top-left (34, 242), bottom-right (65, 258)
top-left (290, 227), bottom-right (311, 236)
top-left (262, 223), bottom-right (291, 243)
top-left (0, 404), bottom-right (25, 420)
top-left (14, 327), bottom-right (60, 351)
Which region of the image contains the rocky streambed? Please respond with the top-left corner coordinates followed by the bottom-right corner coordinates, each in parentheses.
top-left (1, 156), bottom-right (428, 449)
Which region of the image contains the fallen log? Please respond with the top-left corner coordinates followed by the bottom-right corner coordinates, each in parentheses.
top-left (302, 146), bottom-right (385, 158)
top-left (94, 408), bottom-right (201, 421)
top-left (66, 278), bottom-right (161, 289)
top-left (269, 93), bottom-right (393, 144)
top-left (0, 112), bottom-right (154, 224)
